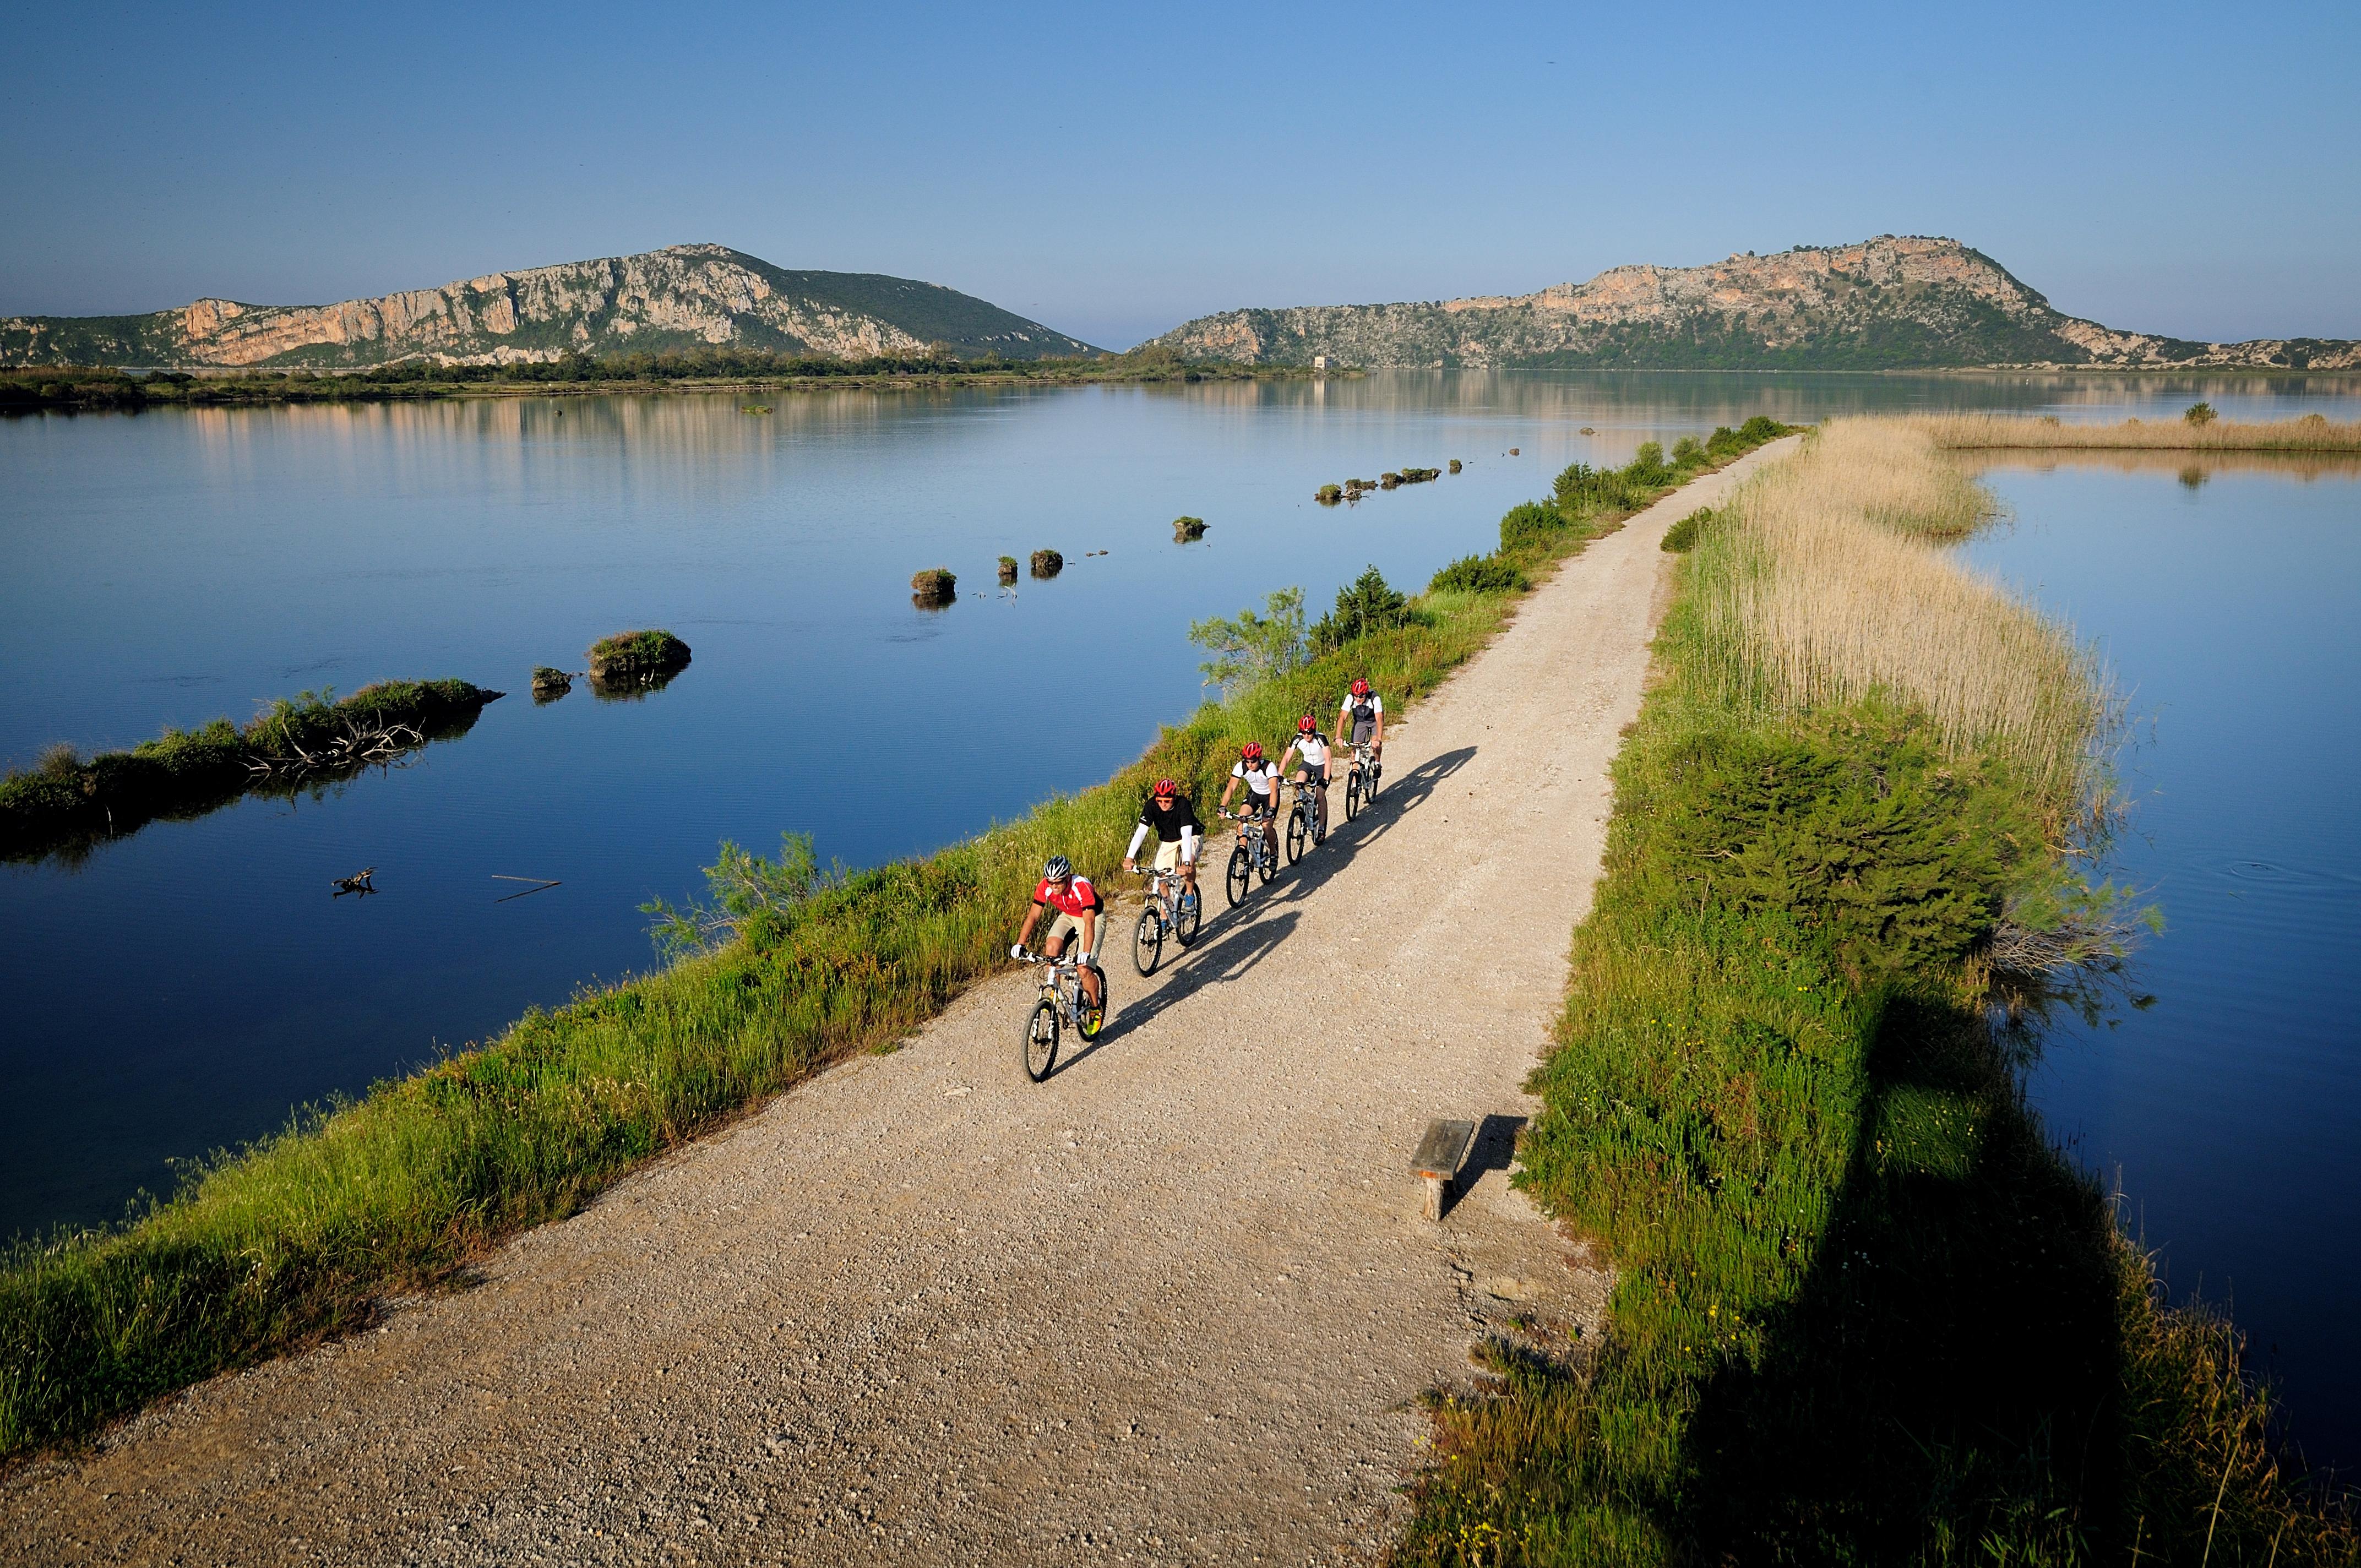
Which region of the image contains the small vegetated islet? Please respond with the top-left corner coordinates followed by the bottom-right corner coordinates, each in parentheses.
top-left (0, 417), bottom-right (1796, 1462)
top-left (1390, 417), bottom-right (2354, 1566)
top-left (0, 679), bottom-right (501, 863)
top-left (586, 629), bottom-right (691, 682)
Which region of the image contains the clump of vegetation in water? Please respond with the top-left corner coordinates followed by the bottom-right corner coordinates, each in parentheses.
top-left (1397, 466), bottom-right (1440, 483)
top-left (739, 404), bottom-right (771, 415)
top-left (586, 630), bottom-right (691, 682)
top-left (909, 568), bottom-right (956, 605)
top-left (1029, 549), bottom-right (1063, 579)
top-left (1448, 459), bottom-right (1462, 473)
top-left (1172, 516), bottom-right (1207, 542)
top-left (997, 555), bottom-right (1019, 582)
top-left (530, 666), bottom-right (574, 701)
top-left (1315, 484), bottom-right (1342, 504)
top-left (0, 680), bottom-right (502, 862)
top-left (1660, 506), bottom-right (1716, 552)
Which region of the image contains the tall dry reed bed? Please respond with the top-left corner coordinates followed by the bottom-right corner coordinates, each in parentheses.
top-left (0, 421), bottom-right (1800, 1462)
top-left (1395, 420), bottom-right (2355, 1564)
top-left (1918, 411), bottom-right (2361, 454)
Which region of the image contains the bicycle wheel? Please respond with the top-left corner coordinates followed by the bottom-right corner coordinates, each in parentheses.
top-left (1257, 837), bottom-right (1277, 885)
top-left (1078, 968), bottom-right (1108, 1038)
top-left (1345, 772), bottom-right (1362, 821)
top-left (1174, 884), bottom-right (1203, 946)
top-left (1367, 762), bottom-right (1381, 802)
top-left (1022, 997), bottom-right (1059, 1082)
top-left (1285, 805), bottom-right (1308, 864)
top-left (1133, 907), bottom-right (1163, 976)
top-left (1312, 793), bottom-right (1328, 845)
top-left (1226, 843), bottom-right (1250, 907)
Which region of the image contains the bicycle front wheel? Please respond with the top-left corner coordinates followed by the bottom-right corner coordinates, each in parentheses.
top-left (1285, 807), bottom-right (1308, 864)
top-left (1022, 997), bottom-right (1059, 1082)
top-left (1175, 884), bottom-right (1203, 946)
top-left (1133, 907), bottom-right (1163, 976)
top-left (1345, 772), bottom-right (1362, 821)
top-left (1226, 843), bottom-right (1250, 907)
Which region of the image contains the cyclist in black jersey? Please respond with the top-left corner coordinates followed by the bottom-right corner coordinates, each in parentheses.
top-left (1124, 776), bottom-right (1202, 895)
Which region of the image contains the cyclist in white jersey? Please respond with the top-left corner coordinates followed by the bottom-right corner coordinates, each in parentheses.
top-left (1279, 712), bottom-right (1334, 840)
top-left (1339, 678), bottom-right (1384, 782)
top-left (1216, 741), bottom-right (1282, 863)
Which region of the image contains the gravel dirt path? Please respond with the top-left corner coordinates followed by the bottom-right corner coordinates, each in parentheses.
top-left (4, 442), bottom-right (1795, 1567)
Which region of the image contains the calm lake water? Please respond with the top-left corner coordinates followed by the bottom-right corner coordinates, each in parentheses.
top-left (1961, 451), bottom-right (2361, 1477)
top-left (4, 370), bottom-right (2356, 1460)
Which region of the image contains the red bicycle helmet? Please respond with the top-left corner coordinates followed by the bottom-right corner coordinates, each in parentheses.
top-left (1296, 714), bottom-right (1318, 733)
top-left (1351, 678), bottom-right (1372, 697)
top-left (1240, 741), bottom-right (1264, 761)
top-left (1152, 777), bottom-right (1177, 797)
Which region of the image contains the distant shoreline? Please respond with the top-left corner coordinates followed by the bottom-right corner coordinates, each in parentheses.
top-left (0, 358), bottom-right (1338, 412)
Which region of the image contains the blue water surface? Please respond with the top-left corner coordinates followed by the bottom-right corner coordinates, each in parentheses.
top-left (3, 374), bottom-right (2357, 1476)
top-left (1963, 453), bottom-right (2361, 1477)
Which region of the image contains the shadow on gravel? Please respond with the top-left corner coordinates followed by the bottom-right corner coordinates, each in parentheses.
top-left (1056, 910), bottom-right (1302, 1073)
top-left (1262, 744), bottom-right (1477, 907)
top-left (1054, 747), bottom-right (1477, 1079)
top-left (1440, 1112), bottom-right (1527, 1219)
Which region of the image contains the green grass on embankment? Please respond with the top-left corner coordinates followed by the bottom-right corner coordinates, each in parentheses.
top-left (0, 422), bottom-right (1796, 1461)
top-left (0, 679), bottom-right (501, 864)
top-left (1392, 421), bottom-right (2357, 1565)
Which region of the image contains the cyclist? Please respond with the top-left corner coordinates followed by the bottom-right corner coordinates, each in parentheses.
top-left (1010, 856), bottom-right (1103, 1012)
top-left (1215, 740), bottom-right (1282, 864)
top-left (1279, 714), bottom-right (1334, 841)
top-left (1339, 678), bottom-right (1384, 785)
top-left (1123, 776), bottom-right (1201, 897)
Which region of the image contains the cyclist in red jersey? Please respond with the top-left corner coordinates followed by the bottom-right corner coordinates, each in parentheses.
top-left (1011, 855), bottom-right (1103, 1011)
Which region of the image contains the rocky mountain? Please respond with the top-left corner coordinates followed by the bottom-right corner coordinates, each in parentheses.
top-left (0, 244), bottom-right (1101, 368)
top-left (1144, 236), bottom-right (2359, 372)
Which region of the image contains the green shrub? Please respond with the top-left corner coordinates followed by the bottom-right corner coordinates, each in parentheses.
top-left (1671, 435), bottom-right (1705, 468)
top-left (1429, 554), bottom-right (1528, 594)
top-left (1310, 565), bottom-right (1410, 654)
top-left (1499, 500), bottom-right (1572, 556)
top-left (2184, 401), bottom-right (2217, 426)
top-left (1660, 507), bottom-right (1713, 553)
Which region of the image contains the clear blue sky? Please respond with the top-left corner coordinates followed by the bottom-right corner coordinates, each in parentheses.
top-left (3, 1), bottom-right (2354, 349)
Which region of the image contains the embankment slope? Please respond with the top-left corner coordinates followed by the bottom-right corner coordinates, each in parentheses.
top-left (0, 443), bottom-right (1794, 1566)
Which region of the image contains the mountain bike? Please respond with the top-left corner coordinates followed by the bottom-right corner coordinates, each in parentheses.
top-left (1220, 808), bottom-right (1279, 907)
top-left (1284, 776), bottom-right (1328, 864)
top-left (1018, 950), bottom-right (1106, 1082)
top-left (1345, 743), bottom-right (1381, 820)
top-left (1131, 864), bottom-right (1203, 975)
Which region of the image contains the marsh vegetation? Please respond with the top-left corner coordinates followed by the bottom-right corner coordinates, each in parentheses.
top-left (1393, 421), bottom-right (2354, 1565)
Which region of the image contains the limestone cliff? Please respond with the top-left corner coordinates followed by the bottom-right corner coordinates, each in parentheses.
top-left (0, 245), bottom-right (1100, 368)
top-left (1144, 237), bottom-right (2359, 372)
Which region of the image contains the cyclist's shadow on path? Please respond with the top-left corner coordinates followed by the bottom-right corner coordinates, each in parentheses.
top-left (1052, 909), bottom-right (1300, 1075)
top-left (1056, 745), bottom-right (1476, 1077)
top-left (1263, 743), bottom-right (1474, 908)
